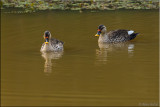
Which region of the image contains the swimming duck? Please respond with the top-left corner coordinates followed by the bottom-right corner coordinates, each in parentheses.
top-left (95, 25), bottom-right (139, 43)
top-left (40, 31), bottom-right (64, 52)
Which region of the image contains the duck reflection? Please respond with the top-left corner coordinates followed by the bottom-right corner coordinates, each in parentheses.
top-left (41, 51), bottom-right (63, 74)
top-left (96, 42), bottom-right (135, 63)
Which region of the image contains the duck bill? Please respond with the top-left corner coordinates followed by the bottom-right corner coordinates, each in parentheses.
top-left (95, 31), bottom-right (101, 37)
top-left (45, 38), bottom-right (49, 44)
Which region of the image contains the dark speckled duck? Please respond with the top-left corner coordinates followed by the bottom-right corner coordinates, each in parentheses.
top-left (95, 25), bottom-right (139, 43)
top-left (40, 31), bottom-right (64, 52)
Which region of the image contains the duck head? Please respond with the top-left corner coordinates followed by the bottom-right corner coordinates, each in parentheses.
top-left (95, 25), bottom-right (107, 36)
top-left (44, 31), bottom-right (51, 44)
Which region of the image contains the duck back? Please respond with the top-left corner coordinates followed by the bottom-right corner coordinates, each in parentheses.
top-left (107, 29), bottom-right (138, 43)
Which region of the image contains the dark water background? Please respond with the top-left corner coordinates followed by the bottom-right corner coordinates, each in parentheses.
top-left (1, 10), bottom-right (159, 106)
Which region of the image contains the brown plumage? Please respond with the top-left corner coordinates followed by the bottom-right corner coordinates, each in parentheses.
top-left (40, 31), bottom-right (64, 52)
top-left (95, 25), bottom-right (139, 43)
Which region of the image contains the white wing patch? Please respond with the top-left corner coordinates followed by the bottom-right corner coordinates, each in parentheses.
top-left (128, 30), bottom-right (134, 35)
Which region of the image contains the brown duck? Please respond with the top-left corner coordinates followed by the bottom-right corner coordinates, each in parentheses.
top-left (95, 25), bottom-right (139, 43)
top-left (40, 31), bottom-right (64, 52)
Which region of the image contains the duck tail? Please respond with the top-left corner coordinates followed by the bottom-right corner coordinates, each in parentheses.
top-left (130, 33), bottom-right (139, 40)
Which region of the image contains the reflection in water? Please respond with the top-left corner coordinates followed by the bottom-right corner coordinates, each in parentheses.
top-left (96, 42), bottom-right (135, 63)
top-left (128, 44), bottom-right (135, 55)
top-left (41, 51), bottom-right (63, 74)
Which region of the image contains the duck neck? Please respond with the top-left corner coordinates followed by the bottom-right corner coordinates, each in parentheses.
top-left (98, 32), bottom-right (108, 43)
top-left (101, 32), bottom-right (107, 36)
top-left (42, 42), bottom-right (51, 51)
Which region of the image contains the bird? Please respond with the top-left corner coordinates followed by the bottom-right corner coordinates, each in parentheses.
top-left (95, 25), bottom-right (139, 43)
top-left (40, 31), bottom-right (64, 52)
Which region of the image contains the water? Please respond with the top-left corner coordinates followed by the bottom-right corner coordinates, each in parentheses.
top-left (1, 10), bottom-right (159, 106)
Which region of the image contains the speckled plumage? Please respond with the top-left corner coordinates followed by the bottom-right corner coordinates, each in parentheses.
top-left (40, 31), bottom-right (64, 52)
top-left (41, 38), bottom-right (64, 52)
top-left (96, 25), bottom-right (139, 43)
top-left (107, 29), bottom-right (136, 43)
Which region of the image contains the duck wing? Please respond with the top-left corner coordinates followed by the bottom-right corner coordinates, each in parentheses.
top-left (107, 29), bottom-right (138, 42)
top-left (50, 38), bottom-right (64, 45)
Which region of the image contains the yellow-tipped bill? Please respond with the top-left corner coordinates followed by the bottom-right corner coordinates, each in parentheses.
top-left (95, 29), bottom-right (101, 37)
top-left (95, 34), bottom-right (100, 36)
top-left (45, 42), bottom-right (49, 44)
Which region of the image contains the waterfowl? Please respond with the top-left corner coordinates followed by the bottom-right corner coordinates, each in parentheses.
top-left (40, 31), bottom-right (64, 52)
top-left (95, 25), bottom-right (139, 43)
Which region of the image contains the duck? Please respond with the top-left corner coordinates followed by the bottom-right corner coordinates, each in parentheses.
top-left (95, 25), bottom-right (139, 43)
top-left (40, 31), bottom-right (64, 52)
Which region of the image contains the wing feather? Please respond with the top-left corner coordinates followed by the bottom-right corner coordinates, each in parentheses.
top-left (107, 29), bottom-right (130, 42)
